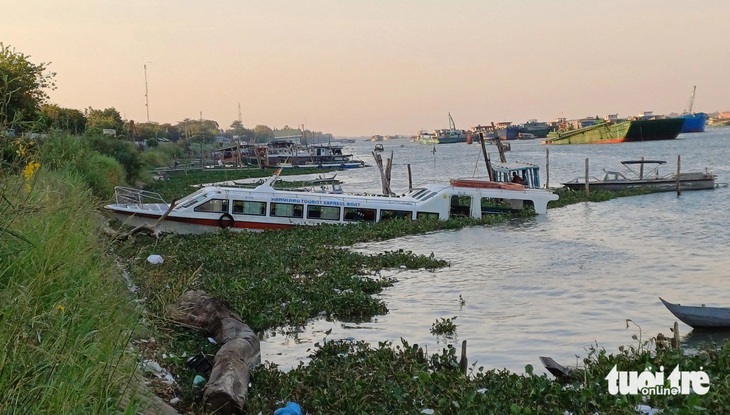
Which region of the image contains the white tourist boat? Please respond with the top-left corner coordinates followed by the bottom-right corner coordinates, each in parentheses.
top-left (105, 173), bottom-right (559, 233)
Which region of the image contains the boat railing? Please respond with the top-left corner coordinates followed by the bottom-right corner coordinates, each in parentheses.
top-left (113, 186), bottom-right (167, 208)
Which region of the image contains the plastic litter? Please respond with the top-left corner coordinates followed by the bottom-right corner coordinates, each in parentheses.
top-left (146, 254), bottom-right (164, 264)
top-left (274, 401), bottom-right (302, 415)
top-left (186, 353), bottom-right (213, 374)
top-left (193, 375), bottom-right (206, 386)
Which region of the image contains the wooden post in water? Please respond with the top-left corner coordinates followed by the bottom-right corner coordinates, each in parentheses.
top-left (407, 163), bottom-right (413, 192)
top-left (673, 321), bottom-right (680, 351)
top-left (676, 155), bottom-right (681, 196)
top-left (584, 158), bottom-right (590, 196)
top-left (459, 340), bottom-right (468, 376)
top-left (491, 122), bottom-right (508, 163)
top-left (639, 156), bottom-right (645, 180)
top-left (545, 147), bottom-right (550, 189)
top-left (478, 132), bottom-right (494, 181)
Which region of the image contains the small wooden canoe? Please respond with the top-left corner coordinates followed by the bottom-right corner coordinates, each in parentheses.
top-left (659, 297), bottom-right (730, 329)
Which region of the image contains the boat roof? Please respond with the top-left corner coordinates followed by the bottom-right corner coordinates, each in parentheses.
top-left (621, 160), bottom-right (666, 165)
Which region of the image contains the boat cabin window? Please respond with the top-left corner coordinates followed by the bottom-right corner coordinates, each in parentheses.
top-left (380, 209), bottom-right (412, 221)
top-left (480, 197), bottom-right (513, 216)
top-left (449, 195), bottom-right (471, 217)
top-left (270, 202), bottom-right (304, 218)
top-left (307, 205), bottom-right (341, 221)
top-left (416, 211), bottom-right (439, 220)
top-left (344, 207), bottom-right (377, 222)
top-left (194, 199), bottom-right (229, 213)
top-left (232, 200), bottom-right (266, 216)
top-left (178, 189), bottom-right (208, 209)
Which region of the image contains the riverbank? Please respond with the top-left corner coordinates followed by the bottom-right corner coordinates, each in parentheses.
top-left (3, 135), bottom-right (728, 414)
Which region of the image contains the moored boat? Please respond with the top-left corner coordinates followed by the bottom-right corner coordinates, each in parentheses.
top-left (562, 160), bottom-right (717, 192)
top-left (106, 172), bottom-right (559, 233)
top-left (660, 297), bottom-right (730, 329)
top-left (518, 120), bottom-right (551, 138)
top-left (543, 118), bottom-right (684, 145)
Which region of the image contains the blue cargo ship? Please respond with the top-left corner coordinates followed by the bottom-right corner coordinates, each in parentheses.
top-left (678, 86), bottom-right (706, 133)
top-left (679, 112), bottom-right (707, 133)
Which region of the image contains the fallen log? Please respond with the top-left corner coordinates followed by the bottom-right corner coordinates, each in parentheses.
top-left (167, 290), bottom-right (260, 414)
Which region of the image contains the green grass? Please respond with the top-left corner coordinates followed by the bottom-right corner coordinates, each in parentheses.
top-left (0, 171), bottom-right (142, 414)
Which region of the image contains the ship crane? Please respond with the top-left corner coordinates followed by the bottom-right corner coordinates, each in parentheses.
top-left (686, 85), bottom-right (696, 114)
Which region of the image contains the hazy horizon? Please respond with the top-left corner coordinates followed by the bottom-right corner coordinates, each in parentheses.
top-left (4, 0), bottom-right (729, 137)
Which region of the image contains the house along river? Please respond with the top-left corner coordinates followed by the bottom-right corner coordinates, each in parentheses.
top-left (260, 127), bottom-right (730, 374)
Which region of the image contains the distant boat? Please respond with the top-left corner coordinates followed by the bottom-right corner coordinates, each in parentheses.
top-left (518, 119), bottom-right (550, 138)
top-left (543, 118), bottom-right (684, 145)
top-left (660, 297), bottom-right (730, 329)
top-left (679, 86), bottom-right (707, 133)
top-left (417, 113), bottom-right (469, 144)
top-left (562, 159), bottom-right (717, 192)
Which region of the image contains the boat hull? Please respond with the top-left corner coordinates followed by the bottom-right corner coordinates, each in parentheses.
top-left (679, 113), bottom-right (707, 133)
top-left (562, 173), bottom-right (716, 192)
top-left (544, 118), bottom-right (684, 145)
top-left (660, 297), bottom-right (730, 329)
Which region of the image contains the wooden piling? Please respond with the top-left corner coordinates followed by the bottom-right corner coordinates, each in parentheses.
top-left (459, 340), bottom-right (468, 376)
top-left (545, 147), bottom-right (550, 189)
top-left (673, 321), bottom-right (680, 350)
top-left (407, 164), bottom-right (413, 192)
top-left (676, 155), bottom-right (681, 196)
top-left (584, 158), bottom-right (590, 196)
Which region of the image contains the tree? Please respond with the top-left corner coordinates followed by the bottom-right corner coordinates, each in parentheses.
top-left (253, 125), bottom-right (273, 143)
top-left (85, 107), bottom-right (124, 135)
top-left (0, 43), bottom-right (56, 133)
top-left (40, 104), bottom-right (86, 134)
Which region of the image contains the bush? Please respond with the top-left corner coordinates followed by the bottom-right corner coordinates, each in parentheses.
top-left (82, 153), bottom-right (126, 197)
top-left (86, 135), bottom-right (143, 184)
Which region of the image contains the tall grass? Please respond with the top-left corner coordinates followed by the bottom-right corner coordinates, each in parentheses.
top-left (0, 169), bottom-right (142, 414)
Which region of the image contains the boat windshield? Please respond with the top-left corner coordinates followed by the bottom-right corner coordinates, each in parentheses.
top-left (177, 188), bottom-right (209, 209)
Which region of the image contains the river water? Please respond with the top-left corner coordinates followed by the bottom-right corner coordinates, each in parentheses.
top-left (260, 127), bottom-right (730, 374)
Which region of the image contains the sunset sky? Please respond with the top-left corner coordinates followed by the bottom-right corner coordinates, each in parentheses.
top-left (4, 0), bottom-right (729, 137)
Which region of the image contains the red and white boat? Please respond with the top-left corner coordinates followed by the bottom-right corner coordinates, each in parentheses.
top-left (105, 173), bottom-right (559, 234)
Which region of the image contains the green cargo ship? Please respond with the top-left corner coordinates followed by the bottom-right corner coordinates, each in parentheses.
top-left (544, 118), bottom-right (684, 145)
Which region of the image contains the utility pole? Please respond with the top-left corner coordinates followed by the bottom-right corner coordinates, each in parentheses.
top-left (144, 63), bottom-right (151, 122)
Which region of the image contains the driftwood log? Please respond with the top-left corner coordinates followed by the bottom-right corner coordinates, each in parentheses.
top-left (167, 290), bottom-right (261, 414)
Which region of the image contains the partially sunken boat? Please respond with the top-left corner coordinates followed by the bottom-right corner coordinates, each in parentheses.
top-left (106, 173), bottom-right (559, 234)
top-left (543, 118), bottom-right (684, 145)
top-left (562, 160), bottom-right (717, 192)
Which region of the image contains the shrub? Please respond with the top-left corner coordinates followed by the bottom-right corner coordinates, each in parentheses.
top-left (82, 153), bottom-right (126, 197)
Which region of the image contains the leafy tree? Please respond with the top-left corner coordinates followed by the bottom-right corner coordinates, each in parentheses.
top-left (253, 124), bottom-right (274, 143)
top-left (225, 120), bottom-right (254, 143)
top-left (174, 118), bottom-right (219, 143)
top-left (134, 122), bottom-right (164, 141)
top-left (40, 104), bottom-right (86, 134)
top-left (0, 43), bottom-right (56, 133)
top-left (85, 107), bottom-right (123, 135)
top-left (159, 123), bottom-right (181, 142)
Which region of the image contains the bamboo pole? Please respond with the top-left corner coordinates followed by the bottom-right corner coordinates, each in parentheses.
top-left (545, 147), bottom-right (550, 189)
top-left (478, 132), bottom-right (493, 181)
top-left (584, 158), bottom-right (590, 196)
top-left (407, 163), bottom-right (413, 192)
top-left (676, 155), bottom-right (681, 196)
